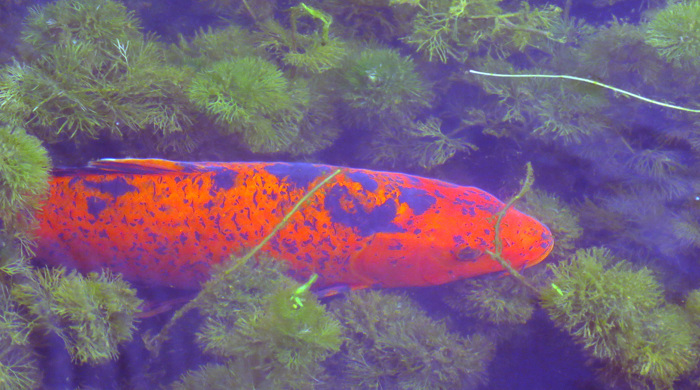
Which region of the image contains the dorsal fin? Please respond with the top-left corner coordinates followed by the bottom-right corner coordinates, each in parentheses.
top-left (88, 158), bottom-right (188, 173)
top-left (52, 158), bottom-right (198, 176)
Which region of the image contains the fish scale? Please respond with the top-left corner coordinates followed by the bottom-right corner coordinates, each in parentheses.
top-left (34, 159), bottom-right (554, 290)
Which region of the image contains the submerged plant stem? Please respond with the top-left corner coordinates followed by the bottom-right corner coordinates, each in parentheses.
top-left (485, 162), bottom-right (539, 293)
top-left (469, 69), bottom-right (700, 113)
top-left (147, 169), bottom-right (342, 354)
top-left (225, 168), bottom-right (342, 275)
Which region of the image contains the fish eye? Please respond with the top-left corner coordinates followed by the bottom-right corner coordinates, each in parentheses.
top-left (455, 247), bottom-right (483, 262)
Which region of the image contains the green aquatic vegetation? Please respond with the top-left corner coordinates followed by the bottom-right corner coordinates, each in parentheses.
top-left (166, 256), bottom-right (342, 389)
top-left (604, 305), bottom-right (699, 389)
top-left (404, 0), bottom-right (564, 63)
top-left (620, 147), bottom-right (696, 202)
top-left (285, 92), bottom-right (342, 156)
top-left (404, 0), bottom-right (491, 63)
top-left (686, 289), bottom-right (700, 324)
top-left (257, 18), bottom-right (348, 75)
top-left (367, 116), bottom-right (476, 169)
top-left (608, 142), bottom-right (698, 205)
top-left (404, 116), bottom-right (477, 169)
top-left (198, 0), bottom-right (275, 22)
top-left (327, 291), bottom-right (495, 389)
top-left (518, 189), bottom-right (582, 259)
top-left (195, 256), bottom-right (290, 321)
top-left (645, 0), bottom-right (700, 66)
top-left (541, 247), bottom-right (700, 389)
top-left (198, 281), bottom-right (342, 387)
top-left (167, 26), bottom-right (259, 70)
top-left (0, 125), bottom-right (50, 256)
top-left (321, 0), bottom-right (418, 42)
top-left (575, 21), bottom-right (663, 84)
top-left (625, 148), bottom-right (686, 179)
top-left (530, 89), bottom-right (610, 142)
top-left (0, 285), bottom-right (40, 390)
top-left (575, 191), bottom-right (694, 259)
top-left (186, 57), bottom-right (309, 153)
top-left (22, 0), bottom-right (142, 55)
top-left (541, 247), bottom-right (663, 359)
top-left (666, 121), bottom-right (700, 156)
top-left (338, 47), bottom-right (432, 126)
top-left (669, 211), bottom-right (700, 251)
top-left (443, 275), bottom-right (536, 326)
top-left (469, 64), bottom-right (612, 143)
top-left (292, 3), bottom-right (334, 45)
top-left (0, 0), bottom-right (192, 143)
top-left (11, 268), bottom-right (142, 364)
top-left (0, 244), bottom-right (34, 283)
top-left (172, 362), bottom-right (247, 389)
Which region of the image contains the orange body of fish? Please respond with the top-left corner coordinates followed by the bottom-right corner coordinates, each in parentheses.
top-left (34, 159), bottom-right (554, 291)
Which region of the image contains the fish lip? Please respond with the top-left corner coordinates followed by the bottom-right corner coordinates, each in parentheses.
top-left (534, 244), bottom-right (553, 265)
top-left (531, 234), bottom-right (555, 266)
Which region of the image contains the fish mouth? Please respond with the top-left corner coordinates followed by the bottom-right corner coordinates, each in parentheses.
top-left (532, 242), bottom-right (554, 265)
top-left (529, 230), bottom-right (555, 267)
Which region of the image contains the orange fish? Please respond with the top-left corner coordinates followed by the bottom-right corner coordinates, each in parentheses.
top-left (34, 159), bottom-right (553, 290)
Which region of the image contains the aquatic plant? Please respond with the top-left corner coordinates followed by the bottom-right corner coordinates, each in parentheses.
top-left (645, 0), bottom-right (700, 66)
top-left (443, 275), bottom-right (536, 326)
top-left (625, 148), bottom-right (687, 179)
top-left (669, 211), bottom-right (700, 252)
top-left (257, 3), bottom-right (348, 75)
top-left (22, 0), bottom-right (141, 55)
top-left (166, 256), bottom-right (342, 389)
top-left (618, 146), bottom-right (698, 206)
top-left (326, 290), bottom-right (495, 389)
top-left (0, 285), bottom-right (40, 390)
top-left (367, 116), bottom-right (476, 169)
top-left (172, 362), bottom-right (247, 389)
top-left (571, 140), bottom-right (698, 259)
top-left (321, 0), bottom-right (417, 42)
top-left (167, 26), bottom-right (259, 70)
top-left (404, 116), bottom-right (477, 169)
top-left (575, 21), bottom-right (663, 84)
top-left (11, 268), bottom-right (142, 364)
top-left (285, 92), bottom-right (342, 157)
top-left (198, 0), bottom-right (276, 22)
top-left (0, 0), bottom-right (192, 144)
top-left (541, 247), bottom-right (700, 388)
top-left (0, 125), bottom-right (50, 256)
top-left (467, 63), bottom-right (612, 143)
top-left (606, 305), bottom-right (700, 389)
top-left (257, 19), bottom-right (347, 75)
top-left (481, 162), bottom-right (541, 292)
top-left (337, 47), bottom-right (432, 127)
top-left (686, 289), bottom-right (700, 324)
top-left (541, 247), bottom-right (663, 356)
top-left (186, 57), bottom-right (309, 153)
top-left (518, 189), bottom-right (582, 259)
top-left (404, 0), bottom-right (564, 63)
top-left (200, 274), bottom-right (341, 387)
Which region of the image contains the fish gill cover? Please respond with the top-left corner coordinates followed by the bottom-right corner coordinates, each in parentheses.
top-left (0, 0), bottom-right (699, 389)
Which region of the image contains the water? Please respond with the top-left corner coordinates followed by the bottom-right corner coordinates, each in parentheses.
top-left (0, 0), bottom-right (698, 388)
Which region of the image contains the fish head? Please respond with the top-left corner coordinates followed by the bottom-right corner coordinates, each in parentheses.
top-left (349, 185), bottom-right (554, 288)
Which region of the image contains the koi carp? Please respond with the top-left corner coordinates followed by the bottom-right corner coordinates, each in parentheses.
top-left (34, 159), bottom-right (554, 291)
